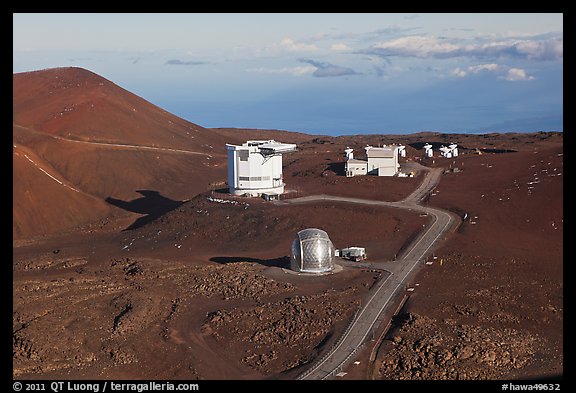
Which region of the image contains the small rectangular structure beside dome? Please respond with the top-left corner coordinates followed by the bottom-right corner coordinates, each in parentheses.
top-left (338, 246), bottom-right (366, 262)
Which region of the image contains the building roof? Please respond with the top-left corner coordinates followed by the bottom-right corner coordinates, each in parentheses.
top-left (226, 140), bottom-right (296, 154)
top-left (259, 142), bottom-right (297, 154)
top-left (346, 158), bottom-right (368, 165)
top-left (366, 147), bottom-right (396, 158)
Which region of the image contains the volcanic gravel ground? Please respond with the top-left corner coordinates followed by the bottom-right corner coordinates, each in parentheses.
top-left (205, 289), bottom-right (359, 375)
top-left (13, 250), bottom-right (378, 379)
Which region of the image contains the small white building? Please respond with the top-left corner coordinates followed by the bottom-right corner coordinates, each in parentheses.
top-left (366, 146), bottom-right (400, 176)
top-left (336, 246), bottom-right (366, 262)
top-left (423, 143), bottom-right (433, 158)
top-left (345, 158), bottom-right (368, 177)
top-left (345, 145), bottom-right (400, 177)
top-left (226, 140), bottom-right (296, 196)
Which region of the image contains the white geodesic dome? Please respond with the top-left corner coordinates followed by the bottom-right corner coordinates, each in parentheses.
top-left (290, 228), bottom-right (334, 273)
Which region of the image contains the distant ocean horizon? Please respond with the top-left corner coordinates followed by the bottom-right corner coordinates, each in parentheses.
top-left (13, 63), bottom-right (563, 137)
top-left (143, 76), bottom-right (562, 137)
top-left (161, 99), bottom-right (563, 137)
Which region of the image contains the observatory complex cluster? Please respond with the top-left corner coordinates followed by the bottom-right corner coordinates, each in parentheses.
top-left (344, 145), bottom-right (405, 177)
top-left (225, 139), bottom-right (457, 274)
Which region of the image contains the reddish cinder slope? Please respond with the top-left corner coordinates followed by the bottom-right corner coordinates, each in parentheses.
top-left (13, 67), bottom-right (234, 240)
top-left (13, 67), bottom-right (219, 148)
top-left (13, 141), bottom-right (116, 240)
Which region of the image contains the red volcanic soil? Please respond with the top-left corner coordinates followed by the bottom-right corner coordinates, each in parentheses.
top-left (13, 67), bottom-right (563, 381)
top-left (12, 68), bottom-right (309, 240)
top-left (12, 138), bottom-right (115, 240)
top-left (342, 141), bottom-right (563, 380)
top-left (403, 146), bottom-right (564, 380)
top-left (115, 192), bottom-right (427, 263)
top-left (14, 67), bottom-right (209, 147)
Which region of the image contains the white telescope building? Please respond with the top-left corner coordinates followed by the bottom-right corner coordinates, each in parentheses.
top-left (397, 145), bottom-right (407, 158)
top-left (439, 143), bottom-right (459, 158)
top-left (345, 145), bottom-right (400, 177)
top-left (226, 140), bottom-right (297, 197)
top-left (449, 143), bottom-right (459, 157)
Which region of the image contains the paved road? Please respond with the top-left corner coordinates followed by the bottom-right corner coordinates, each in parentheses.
top-left (278, 167), bottom-right (457, 380)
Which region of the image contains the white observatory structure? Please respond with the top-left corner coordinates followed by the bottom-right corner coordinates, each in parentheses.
top-left (290, 228), bottom-right (335, 273)
top-left (397, 145), bottom-right (406, 158)
top-left (345, 145), bottom-right (401, 177)
top-left (439, 145), bottom-right (452, 158)
top-left (365, 146), bottom-right (400, 176)
top-left (226, 140), bottom-right (296, 197)
top-left (439, 143), bottom-right (458, 158)
top-left (449, 143), bottom-right (459, 157)
top-left (344, 147), bottom-right (368, 177)
top-left (344, 147), bottom-right (354, 160)
top-left (423, 143), bottom-right (433, 158)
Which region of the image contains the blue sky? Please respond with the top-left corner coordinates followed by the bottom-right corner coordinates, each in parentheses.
top-left (13, 13), bottom-right (563, 135)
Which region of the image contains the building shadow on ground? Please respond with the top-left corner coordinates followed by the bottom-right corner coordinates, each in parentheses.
top-left (106, 190), bottom-right (184, 230)
top-left (210, 256), bottom-right (290, 268)
top-left (212, 187), bottom-right (230, 194)
top-left (327, 162), bottom-right (345, 176)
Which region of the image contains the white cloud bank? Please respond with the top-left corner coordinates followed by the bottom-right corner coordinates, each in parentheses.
top-left (451, 63), bottom-right (535, 81)
top-left (451, 63), bottom-right (500, 77)
top-left (501, 67), bottom-right (535, 81)
top-left (372, 36), bottom-right (459, 58)
top-left (330, 43), bottom-right (351, 51)
top-left (279, 38), bottom-right (318, 52)
top-left (246, 65), bottom-right (316, 76)
top-left (362, 34), bottom-right (563, 61)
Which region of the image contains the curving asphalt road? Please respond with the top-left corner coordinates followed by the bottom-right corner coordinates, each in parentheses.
top-left (279, 166), bottom-right (457, 380)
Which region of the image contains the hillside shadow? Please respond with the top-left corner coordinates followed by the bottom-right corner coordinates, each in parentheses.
top-left (106, 190), bottom-right (184, 230)
top-left (210, 256), bottom-right (290, 268)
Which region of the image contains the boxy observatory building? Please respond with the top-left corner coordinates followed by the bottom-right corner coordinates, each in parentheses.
top-left (345, 145), bottom-right (402, 177)
top-left (290, 228), bottom-right (335, 273)
top-left (226, 140), bottom-right (297, 197)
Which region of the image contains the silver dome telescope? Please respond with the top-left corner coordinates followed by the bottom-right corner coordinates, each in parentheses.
top-left (290, 228), bottom-right (334, 273)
